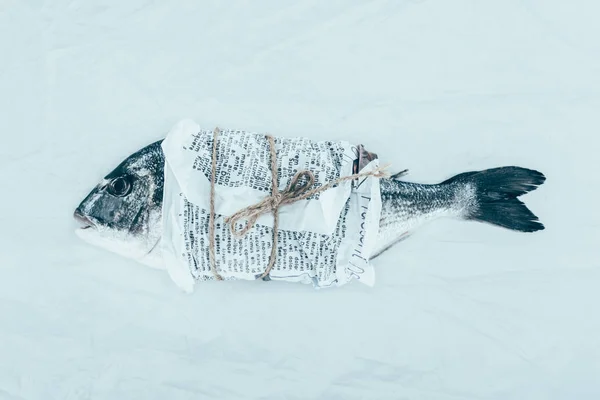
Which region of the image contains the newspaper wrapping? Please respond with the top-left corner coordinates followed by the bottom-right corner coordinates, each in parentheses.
top-left (160, 119), bottom-right (382, 292)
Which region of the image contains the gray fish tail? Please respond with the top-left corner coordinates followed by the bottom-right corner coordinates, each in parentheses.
top-left (442, 166), bottom-right (546, 232)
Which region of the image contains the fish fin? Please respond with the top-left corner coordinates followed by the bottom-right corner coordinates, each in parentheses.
top-left (390, 169), bottom-right (409, 180)
top-left (445, 166), bottom-right (546, 232)
top-left (370, 231), bottom-right (411, 260)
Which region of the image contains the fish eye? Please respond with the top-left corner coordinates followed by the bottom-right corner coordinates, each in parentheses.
top-left (108, 176), bottom-right (133, 197)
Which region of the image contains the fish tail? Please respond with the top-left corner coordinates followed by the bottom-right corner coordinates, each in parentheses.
top-left (443, 166), bottom-right (546, 232)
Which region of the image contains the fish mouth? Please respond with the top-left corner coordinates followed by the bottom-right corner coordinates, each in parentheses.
top-left (73, 209), bottom-right (96, 230)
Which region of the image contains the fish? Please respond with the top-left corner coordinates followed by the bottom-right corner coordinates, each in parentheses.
top-left (73, 139), bottom-right (545, 270)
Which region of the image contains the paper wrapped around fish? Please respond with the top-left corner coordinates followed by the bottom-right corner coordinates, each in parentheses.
top-left (160, 119), bottom-right (385, 292)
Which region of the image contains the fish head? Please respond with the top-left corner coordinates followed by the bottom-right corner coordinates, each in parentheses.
top-left (73, 140), bottom-right (166, 268)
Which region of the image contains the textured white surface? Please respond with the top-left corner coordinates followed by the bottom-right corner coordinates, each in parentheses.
top-left (1, 1), bottom-right (599, 399)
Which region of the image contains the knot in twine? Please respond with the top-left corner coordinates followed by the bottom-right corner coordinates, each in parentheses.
top-left (208, 128), bottom-right (390, 281)
top-left (225, 168), bottom-right (315, 237)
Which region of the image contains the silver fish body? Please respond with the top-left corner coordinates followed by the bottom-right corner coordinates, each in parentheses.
top-left (74, 141), bottom-right (545, 269)
top-left (375, 179), bottom-right (475, 257)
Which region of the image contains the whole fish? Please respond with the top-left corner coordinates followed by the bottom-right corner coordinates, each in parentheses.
top-left (73, 140), bottom-right (545, 271)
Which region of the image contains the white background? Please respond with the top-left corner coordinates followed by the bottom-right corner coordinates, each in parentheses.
top-left (1, 1), bottom-right (599, 399)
